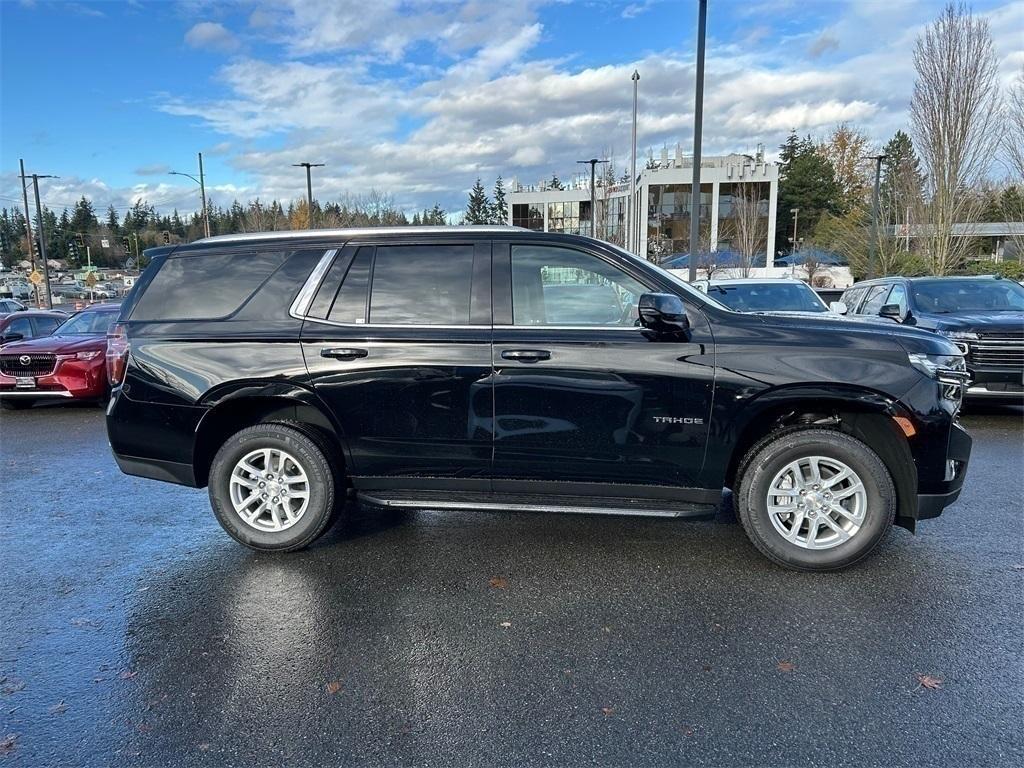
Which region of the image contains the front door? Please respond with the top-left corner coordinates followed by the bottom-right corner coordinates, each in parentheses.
top-left (490, 242), bottom-right (714, 492)
top-left (300, 241), bottom-right (493, 486)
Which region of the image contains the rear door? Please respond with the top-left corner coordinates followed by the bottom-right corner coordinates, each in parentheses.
top-left (490, 240), bottom-right (714, 491)
top-left (300, 240), bottom-right (493, 487)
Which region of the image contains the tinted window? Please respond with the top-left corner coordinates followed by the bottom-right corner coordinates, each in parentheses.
top-left (131, 250), bottom-right (288, 321)
top-left (887, 284), bottom-right (908, 314)
top-left (328, 248), bottom-right (373, 324)
top-left (511, 245), bottom-right (648, 326)
top-left (308, 249), bottom-right (356, 319)
top-left (841, 286), bottom-right (867, 311)
top-left (33, 317), bottom-right (61, 336)
top-left (859, 285), bottom-right (891, 315)
top-left (705, 282), bottom-right (826, 312)
top-left (912, 279), bottom-right (1024, 312)
top-left (55, 310), bottom-right (117, 335)
top-left (368, 245), bottom-right (475, 325)
top-left (5, 316), bottom-right (32, 337)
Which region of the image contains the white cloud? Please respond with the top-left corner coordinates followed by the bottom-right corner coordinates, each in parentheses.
top-left (184, 21), bottom-right (239, 52)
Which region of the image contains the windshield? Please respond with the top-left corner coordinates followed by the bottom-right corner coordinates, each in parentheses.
top-left (912, 279), bottom-right (1024, 313)
top-left (56, 309), bottom-right (117, 335)
top-left (705, 282), bottom-right (828, 313)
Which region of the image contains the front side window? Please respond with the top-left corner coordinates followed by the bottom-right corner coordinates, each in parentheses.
top-left (33, 317), bottom-right (61, 336)
top-left (859, 285), bottom-right (891, 315)
top-left (887, 284), bottom-right (908, 313)
top-left (511, 245), bottom-right (648, 326)
top-left (368, 245), bottom-right (476, 325)
top-left (6, 316), bottom-right (32, 337)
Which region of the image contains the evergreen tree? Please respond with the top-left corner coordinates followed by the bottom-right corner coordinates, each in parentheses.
top-left (465, 178), bottom-right (491, 224)
top-left (491, 176), bottom-right (508, 224)
top-left (70, 196), bottom-right (98, 234)
top-left (775, 132), bottom-right (842, 254)
top-left (412, 212), bottom-right (421, 226)
top-left (106, 205), bottom-right (120, 232)
top-left (429, 204), bottom-right (447, 225)
top-left (880, 130), bottom-right (924, 224)
top-left (548, 173), bottom-right (564, 190)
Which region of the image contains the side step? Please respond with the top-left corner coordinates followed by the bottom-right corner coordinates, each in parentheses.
top-left (356, 489), bottom-right (718, 519)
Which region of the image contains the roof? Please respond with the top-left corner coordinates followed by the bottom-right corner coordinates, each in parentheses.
top-left (853, 274), bottom-right (1005, 286)
top-left (704, 278), bottom-right (810, 285)
top-left (194, 225), bottom-right (525, 246)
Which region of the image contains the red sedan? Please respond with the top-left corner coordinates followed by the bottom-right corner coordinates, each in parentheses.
top-left (0, 304), bottom-right (121, 410)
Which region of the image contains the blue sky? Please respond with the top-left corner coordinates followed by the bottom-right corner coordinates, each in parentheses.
top-left (2, 0), bottom-right (1022, 218)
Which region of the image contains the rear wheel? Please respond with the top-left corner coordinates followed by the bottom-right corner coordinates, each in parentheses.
top-left (736, 429), bottom-right (895, 571)
top-left (1, 399), bottom-right (34, 410)
top-left (208, 423), bottom-right (338, 551)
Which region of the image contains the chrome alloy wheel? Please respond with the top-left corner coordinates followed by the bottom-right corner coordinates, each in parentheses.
top-left (229, 448), bottom-right (310, 532)
top-left (766, 455), bottom-right (867, 550)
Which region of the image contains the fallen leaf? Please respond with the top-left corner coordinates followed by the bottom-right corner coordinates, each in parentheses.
top-left (499, 622), bottom-right (511, 628)
top-left (326, 681), bottom-right (342, 695)
top-left (198, 743), bottom-right (211, 752)
top-left (916, 674), bottom-right (943, 690)
top-left (1, 679), bottom-right (25, 695)
top-left (777, 661), bottom-right (797, 673)
top-left (488, 577), bottom-right (508, 589)
top-left (0, 734), bottom-right (16, 755)
top-left (601, 706), bottom-right (615, 717)
top-left (48, 700), bottom-right (67, 715)
top-left (119, 670), bottom-right (137, 680)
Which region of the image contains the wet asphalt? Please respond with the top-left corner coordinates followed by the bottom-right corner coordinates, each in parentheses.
top-left (0, 403), bottom-right (1022, 768)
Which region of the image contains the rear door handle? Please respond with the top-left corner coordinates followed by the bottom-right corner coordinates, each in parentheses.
top-left (320, 347), bottom-right (368, 360)
top-left (501, 349), bottom-right (551, 362)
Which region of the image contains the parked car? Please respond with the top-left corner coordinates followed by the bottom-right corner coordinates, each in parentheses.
top-left (51, 284), bottom-right (89, 300)
top-left (692, 278), bottom-right (831, 313)
top-left (0, 310), bottom-right (66, 347)
top-left (0, 303), bottom-right (121, 409)
top-left (106, 228), bottom-right (971, 571)
top-left (0, 299), bottom-right (27, 314)
top-left (814, 287), bottom-right (845, 306)
top-left (839, 275), bottom-right (1024, 400)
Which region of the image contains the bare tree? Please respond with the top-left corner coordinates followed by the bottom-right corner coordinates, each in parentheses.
top-left (1004, 67), bottom-right (1024, 180)
top-left (911, 2), bottom-right (1003, 274)
top-left (724, 184), bottom-right (768, 277)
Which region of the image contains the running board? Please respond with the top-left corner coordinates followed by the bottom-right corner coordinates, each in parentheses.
top-left (356, 490), bottom-right (717, 519)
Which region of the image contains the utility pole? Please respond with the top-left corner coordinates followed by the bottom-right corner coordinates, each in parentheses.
top-left (169, 153), bottom-right (211, 239)
top-left (866, 154), bottom-right (887, 279)
top-left (687, 0), bottom-right (708, 281)
top-left (577, 159), bottom-right (609, 238)
top-left (292, 162), bottom-right (325, 228)
top-left (790, 208), bottom-right (800, 253)
top-left (630, 70), bottom-right (640, 256)
top-left (18, 159), bottom-right (40, 307)
top-left (29, 173), bottom-right (56, 309)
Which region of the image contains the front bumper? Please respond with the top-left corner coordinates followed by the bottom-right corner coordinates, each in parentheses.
top-left (916, 421), bottom-right (972, 520)
top-left (0, 358), bottom-right (107, 400)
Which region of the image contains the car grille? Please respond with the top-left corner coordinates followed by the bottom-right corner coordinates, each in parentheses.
top-left (969, 331), bottom-right (1024, 369)
top-left (0, 354), bottom-right (57, 377)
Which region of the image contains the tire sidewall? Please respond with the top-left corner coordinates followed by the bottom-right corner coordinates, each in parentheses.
top-left (740, 432), bottom-right (895, 570)
top-left (209, 426), bottom-right (333, 551)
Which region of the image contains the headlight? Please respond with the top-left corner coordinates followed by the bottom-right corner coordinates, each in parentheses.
top-left (76, 350), bottom-right (103, 361)
top-left (937, 330), bottom-right (978, 354)
top-left (908, 352), bottom-right (969, 408)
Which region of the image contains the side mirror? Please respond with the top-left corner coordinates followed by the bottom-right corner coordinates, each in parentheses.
top-left (829, 301), bottom-right (848, 315)
top-left (638, 292), bottom-right (690, 334)
top-left (879, 303), bottom-right (904, 321)
top-left (1, 332), bottom-right (24, 343)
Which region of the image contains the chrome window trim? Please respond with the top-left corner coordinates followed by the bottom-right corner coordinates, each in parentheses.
top-left (299, 316), bottom-right (644, 332)
top-left (288, 248), bottom-right (338, 321)
top-left (301, 316), bottom-right (490, 330)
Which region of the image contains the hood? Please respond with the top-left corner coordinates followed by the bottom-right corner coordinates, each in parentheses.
top-left (1, 333), bottom-right (105, 356)
top-left (754, 311), bottom-right (959, 355)
top-left (914, 310), bottom-right (1024, 334)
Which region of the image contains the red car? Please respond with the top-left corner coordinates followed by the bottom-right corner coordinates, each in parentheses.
top-left (0, 304), bottom-right (121, 410)
top-left (0, 309), bottom-right (68, 347)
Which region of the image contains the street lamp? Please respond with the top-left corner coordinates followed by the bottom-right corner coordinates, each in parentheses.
top-left (292, 162), bottom-right (325, 229)
top-left (577, 158), bottom-right (609, 238)
top-left (864, 154), bottom-right (888, 279)
top-left (687, 0), bottom-right (708, 281)
top-left (790, 208), bottom-right (800, 253)
top-left (629, 69), bottom-right (640, 256)
top-left (169, 152), bottom-right (210, 238)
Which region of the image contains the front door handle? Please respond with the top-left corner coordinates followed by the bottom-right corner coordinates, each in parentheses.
top-left (321, 347), bottom-right (368, 360)
top-left (501, 349), bottom-right (551, 363)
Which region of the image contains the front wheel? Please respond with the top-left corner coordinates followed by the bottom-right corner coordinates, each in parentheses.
top-left (208, 423), bottom-right (338, 551)
top-left (736, 429), bottom-right (896, 571)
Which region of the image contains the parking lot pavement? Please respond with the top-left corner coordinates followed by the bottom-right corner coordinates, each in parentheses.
top-left (1, 405), bottom-right (1022, 767)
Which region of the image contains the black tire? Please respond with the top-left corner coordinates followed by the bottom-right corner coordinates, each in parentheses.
top-left (736, 428), bottom-right (895, 571)
top-left (1, 399), bottom-right (34, 410)
top-left (208, 423), bottom-right (338, 552)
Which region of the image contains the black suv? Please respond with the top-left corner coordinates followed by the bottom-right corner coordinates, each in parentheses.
top-left (106, 228), bottom-right (972, 571)
top-left (840, 275), bottom-right (1024, 400)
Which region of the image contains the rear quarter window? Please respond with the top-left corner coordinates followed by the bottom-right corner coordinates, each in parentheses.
top-left (129, 250), bottom-right (288, 321)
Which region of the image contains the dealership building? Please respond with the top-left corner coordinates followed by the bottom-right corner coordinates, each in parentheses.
top-left (508, 147), bottom-right (779, 266)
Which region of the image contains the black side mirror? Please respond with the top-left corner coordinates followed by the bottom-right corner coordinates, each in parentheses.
top-left (638, 292), bottom-right (690, 334)
top-left (879, 303), bottom-right (904, 322)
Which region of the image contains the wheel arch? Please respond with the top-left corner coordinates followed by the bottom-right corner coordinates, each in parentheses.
top-left (722, 384), bottom-right (919, 531)
top-left (193, 382), bottom-right (350, 488)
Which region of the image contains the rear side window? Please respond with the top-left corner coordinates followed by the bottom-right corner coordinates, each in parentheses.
top-left (328, 248), bottom-right (373, 324)
top-left (130, 250), bottom-right (288, 321)
top-left (368, 245), bottom-right (475, 325)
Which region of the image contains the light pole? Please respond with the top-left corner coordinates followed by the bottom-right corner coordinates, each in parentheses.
top-left (169, 152), bottom-right (210, 238)
top-left (790, 208), bottom-right (800, 254)
top-left (629, 69), bottom-right (640, 256)
top-left (687, 0), bottom-right (708, 281)
top-left (28, 172), bottom-right (57, 309)
top-left (292, 161), bottom-right (325, 228)
top-left (18, 158), bottom-right (40, 307)
top-left (865, 154), bottom-right (888, 279)
top-left (577, 158), bottom-right (609, 238)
